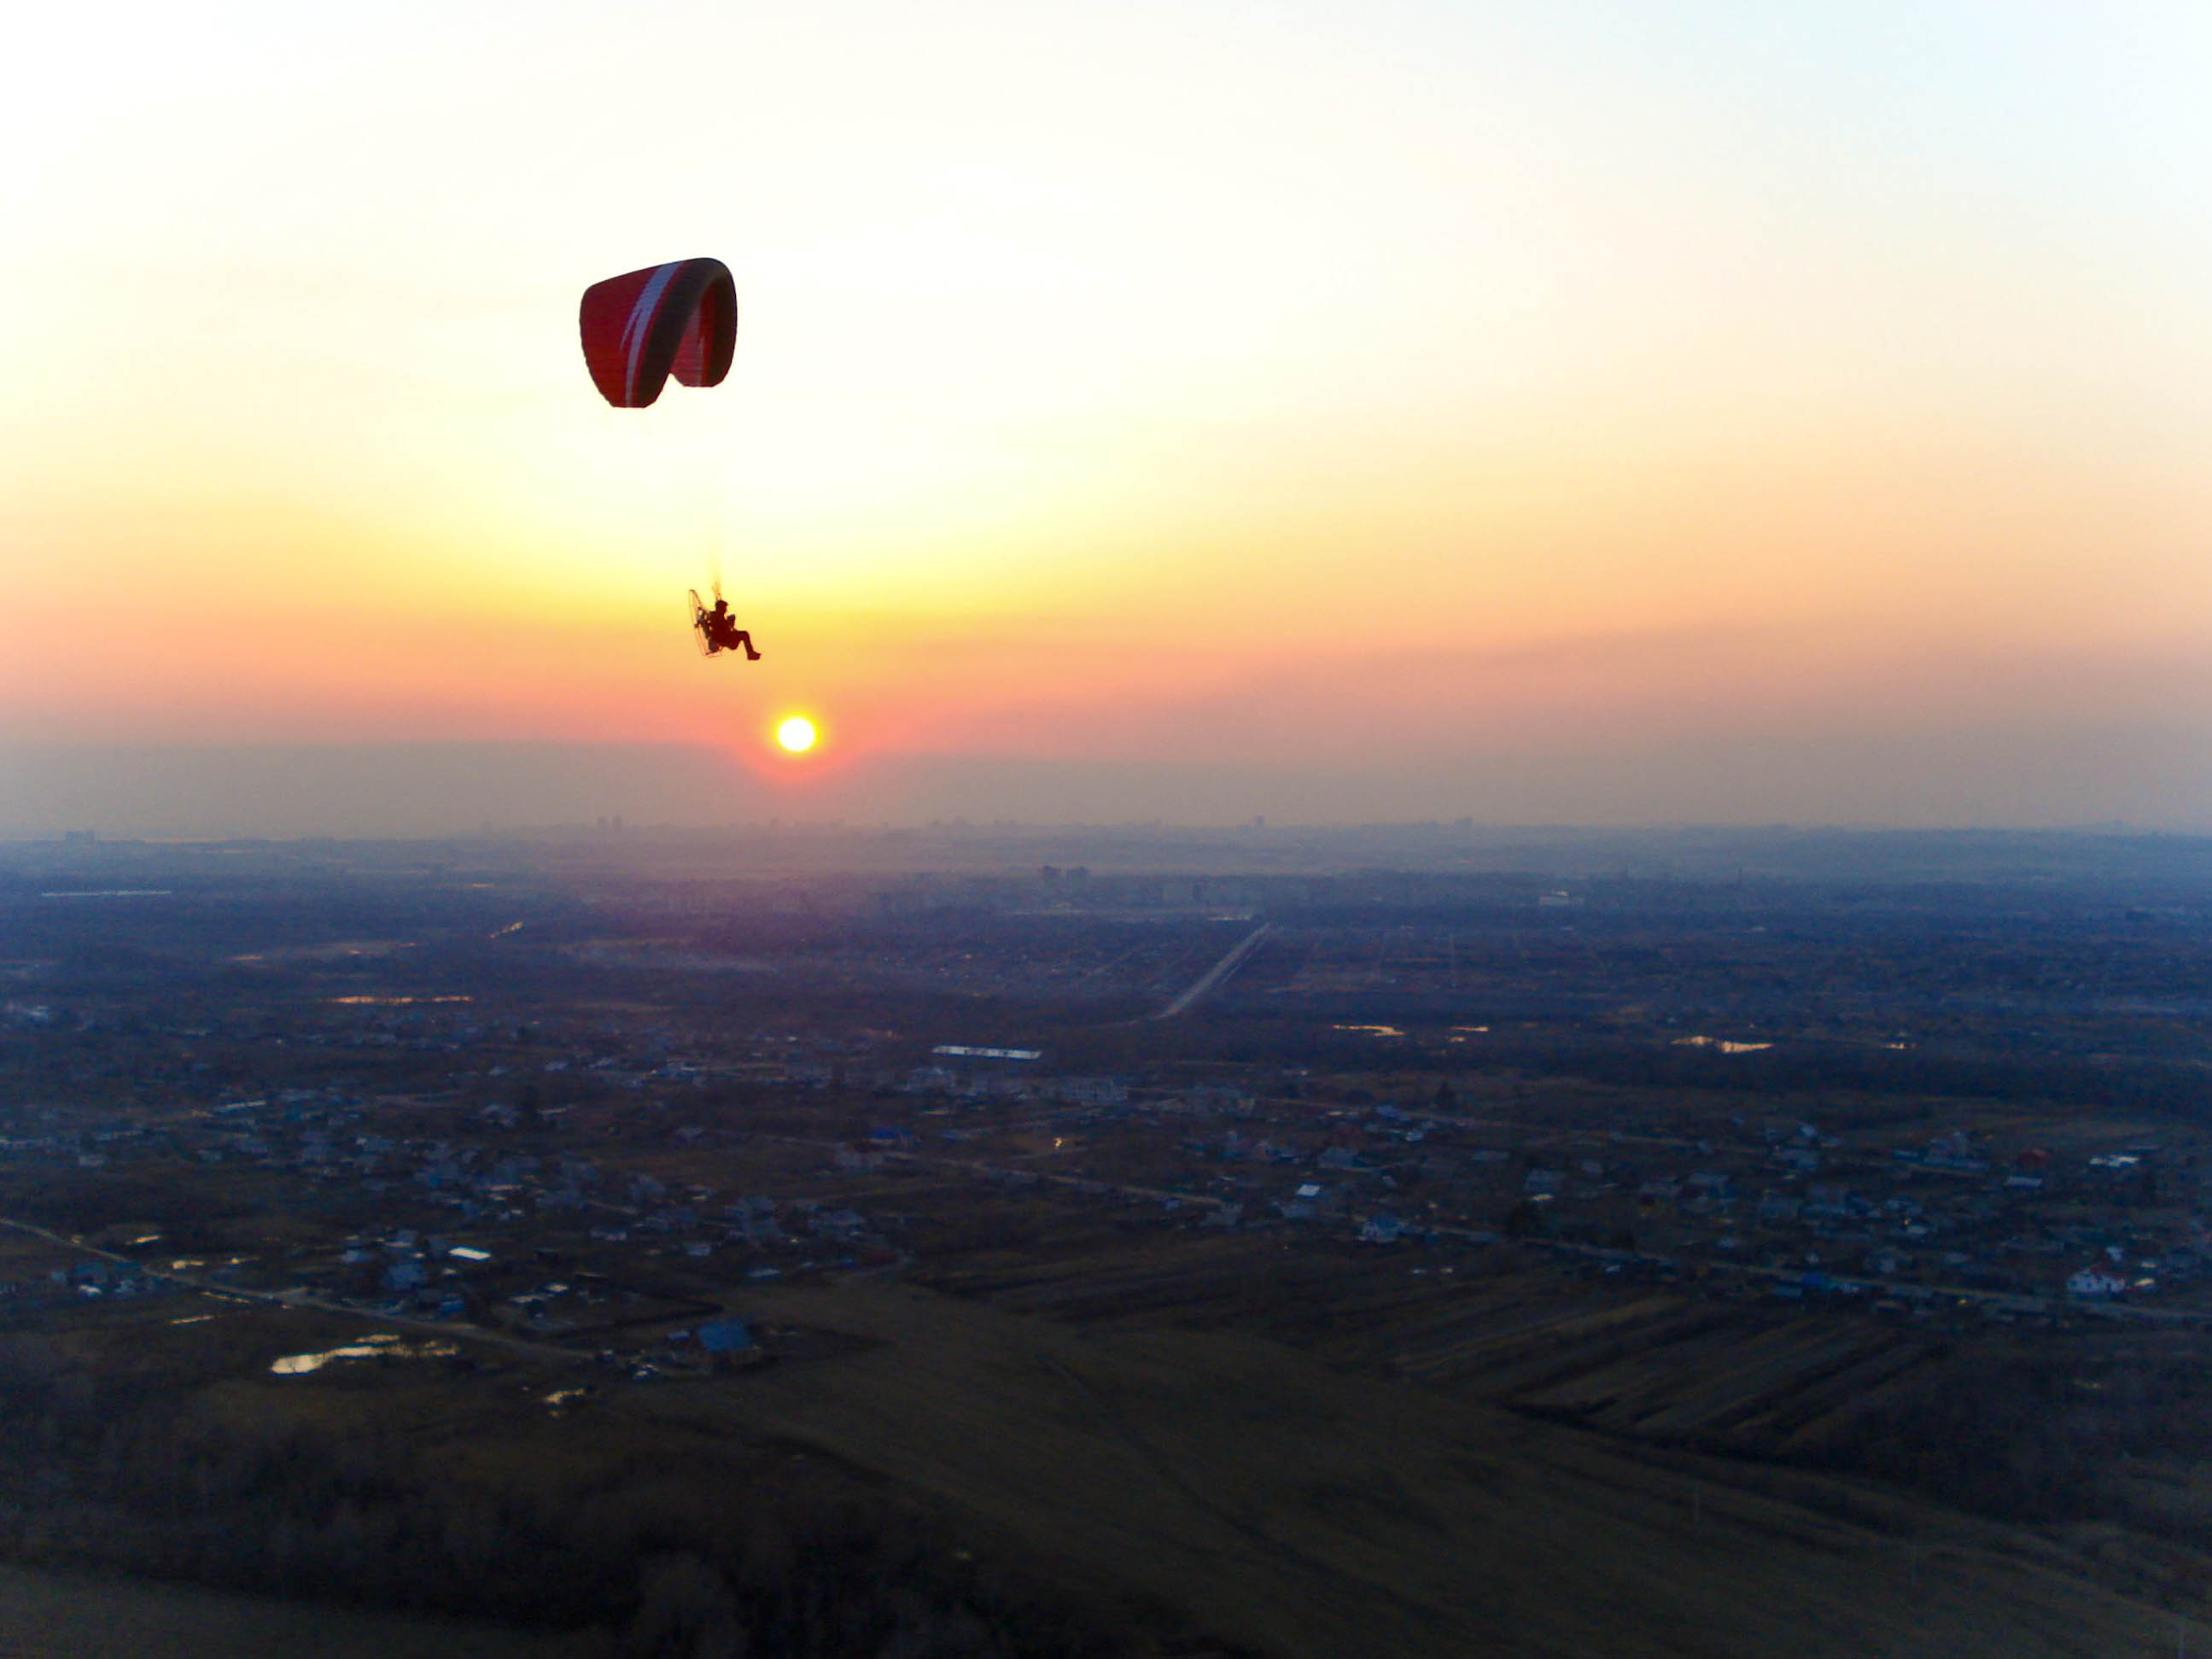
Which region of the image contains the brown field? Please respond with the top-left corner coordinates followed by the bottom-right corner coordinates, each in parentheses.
top-left (0, 1561), bottom-right (571, 1658)
top-left (625, 1276), bottom-right (2212, 1659)
top-left (14, 1135), bottom-right (2212, 1657)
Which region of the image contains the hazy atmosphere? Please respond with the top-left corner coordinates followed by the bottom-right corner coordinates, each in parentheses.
top-left (6, 2), bottom-right (2209, 833)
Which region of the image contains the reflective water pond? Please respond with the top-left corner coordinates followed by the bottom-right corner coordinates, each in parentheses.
top-left (271, 1333), bottom-right (460, 1375)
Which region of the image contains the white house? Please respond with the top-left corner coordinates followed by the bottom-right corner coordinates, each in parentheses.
top-left (2066, 1266), bottom-right (2129, 1299)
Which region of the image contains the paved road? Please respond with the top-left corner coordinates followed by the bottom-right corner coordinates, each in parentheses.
top-left (0, 1215), bottom-right (592, 1364)
top-left (761, 1133), bottom-right (1238, 1212)
top-left (1155, 924), bottom-right (1274, 1019)
top-left (1409, 1217), bottom-right (2212, 1323)
top-left (759, 1135), bottom-right (2212, 1319)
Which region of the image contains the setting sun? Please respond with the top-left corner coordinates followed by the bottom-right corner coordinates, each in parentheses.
top-left (776, 716), bottom-right (819, 755)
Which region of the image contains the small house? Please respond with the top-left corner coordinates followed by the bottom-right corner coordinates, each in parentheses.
top-left (2066, 1266), bottom-right (2129, 1299)
top-left (697, 1317), bottom-right (753, 1355)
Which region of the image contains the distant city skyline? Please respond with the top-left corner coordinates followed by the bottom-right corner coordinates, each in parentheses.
top-left (5, 728), bottom-right (2208, 840)
top-left (5, 3), bottom-right (2209, 830)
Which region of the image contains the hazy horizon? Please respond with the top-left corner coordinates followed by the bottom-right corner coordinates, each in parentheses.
top-left (7, 731), bottom-right (2210, 841)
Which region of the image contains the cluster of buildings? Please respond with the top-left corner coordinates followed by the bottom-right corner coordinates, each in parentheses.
top-left (7, 994), bottom-right (2209, 1370)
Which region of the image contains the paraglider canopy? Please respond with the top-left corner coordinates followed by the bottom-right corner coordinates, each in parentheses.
top-left (579, 258), bottom-right (737, 408)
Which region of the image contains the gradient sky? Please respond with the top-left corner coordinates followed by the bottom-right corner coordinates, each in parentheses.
top-left (3, 2), bottom-right (2209, 831)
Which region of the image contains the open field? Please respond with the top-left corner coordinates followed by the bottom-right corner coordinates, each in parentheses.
top-left (919, 1236), bottom-right (1952, 1456)
top-left (631, 1278), bottom-right (2212, 1659)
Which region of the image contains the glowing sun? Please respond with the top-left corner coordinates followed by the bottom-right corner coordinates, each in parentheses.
top-left (775, 716), bottom-right (818, 754)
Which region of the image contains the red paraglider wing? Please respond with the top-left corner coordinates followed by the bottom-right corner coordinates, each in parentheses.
top-left (579, 259), bottom-right (737, 408)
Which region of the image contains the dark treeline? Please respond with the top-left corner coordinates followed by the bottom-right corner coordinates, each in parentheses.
top-left (1800, 1338), bottom-right (2212, 1598)
top-left (1105, 1010), bottom-right (2212, 1124)
top-left (0, 1323), bottom-right (1170, 1658)
top-left (1466, 1034), bottom-right (2212, 1119)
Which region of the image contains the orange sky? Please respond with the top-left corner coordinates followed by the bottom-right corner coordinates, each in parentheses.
top-left (3, 3), bottom-right (2209, 829)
